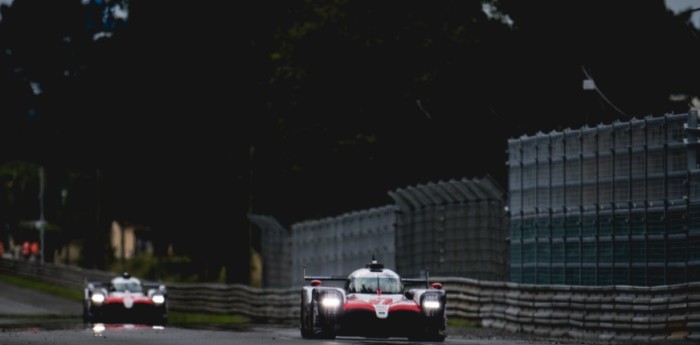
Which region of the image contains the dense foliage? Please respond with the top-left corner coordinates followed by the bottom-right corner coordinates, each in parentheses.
top-left (0, 0), bottom-right (698, 283)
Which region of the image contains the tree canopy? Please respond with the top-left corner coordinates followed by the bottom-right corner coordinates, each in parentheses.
top-left (1, 0), bottom-right (698, 283)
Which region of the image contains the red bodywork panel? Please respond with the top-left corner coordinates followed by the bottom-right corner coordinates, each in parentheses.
top-left (343, 295), bottom-right (421, 313)
top-left (104, 296), bottom-right (154, 305)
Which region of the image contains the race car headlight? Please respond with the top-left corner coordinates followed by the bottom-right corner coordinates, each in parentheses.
top-left (91, 293), bottom-right (105, 305)
top-left (422, 300), bottom-right (440, 309)
top-left (321, 296), bottom-right (341, 308)
top-left (421, 292), bottom-right (445, 317)
top-left (151, 294), bottom-right (165, 305)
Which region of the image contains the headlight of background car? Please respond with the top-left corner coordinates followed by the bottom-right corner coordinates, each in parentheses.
top-left (151, 294), bottom-right (165, 305)
top-left (421, 292), bottom-right (443, 316)
top-left (422, 300), bottom-right (440, 309)
top-left (91, 293), bottom-right (105, 305)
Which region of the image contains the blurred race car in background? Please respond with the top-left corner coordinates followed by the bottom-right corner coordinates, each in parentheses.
top-left (300, 257), bottom-right (446, 341)
top-left (83, 272), bottom-right (168, 325)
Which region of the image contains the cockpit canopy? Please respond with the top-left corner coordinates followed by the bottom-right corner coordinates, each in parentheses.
top-left (110, 277), bottom-right (143, 292)
top-left (344, 268), bottom-right (403, 294)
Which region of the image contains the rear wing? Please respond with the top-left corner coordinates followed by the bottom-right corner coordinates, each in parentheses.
top-left (401, 278), bottom-right (428, 288)
top-left (304, 276), bottom-right (347, 281)
top-left (303, 267), bottom-right (433, 289)
top-left (401, 268), bottom-right (431, 289)
top-left (303, 267), bottom-right (346, 282)
top-left (143, 281), bottom-right (165, 288)
top-left (84, 279), bottom-right (108, 288)
top-left (83, 278), bottom-right (165, 292)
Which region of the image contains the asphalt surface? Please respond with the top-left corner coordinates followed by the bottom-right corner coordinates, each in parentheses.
top-left (0, 279), bottom-right (82, 317)
top-left (0, 279), bottom-right (83, 332)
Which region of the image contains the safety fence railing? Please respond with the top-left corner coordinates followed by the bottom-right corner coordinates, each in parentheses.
top-left (438, 276), bottom-right (700, 342)
top-left (2, 258), bottom-right (699, 341)
top-left (165, 282), bottom-right (298, 323)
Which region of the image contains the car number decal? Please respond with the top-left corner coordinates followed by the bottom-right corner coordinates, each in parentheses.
top-left (374, 304), bottom-right (389, 318)
top-left (123, 294), bottom-right (134, 309)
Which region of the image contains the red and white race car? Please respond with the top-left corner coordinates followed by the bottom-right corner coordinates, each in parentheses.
top-left (300, 258), bottom-right (446, 341)
top-left (83, 272), bottom-right (168, 325)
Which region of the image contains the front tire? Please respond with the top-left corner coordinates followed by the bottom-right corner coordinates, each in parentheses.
top-left (311, 299), bottom-right (336, 339)
top-left (300, 301), bottom-right (313, 338)
top-left (301, 290), bottom-right (338, 340)
top-left (82, 303), bottom-right (93, 323)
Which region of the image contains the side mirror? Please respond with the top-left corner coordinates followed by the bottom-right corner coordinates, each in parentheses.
top-left (431, 282), bottom-right (442, 290)
top-left (404, 290), bottom-right (414, 299)
top-left (311, 279), bottom-right (322, 287)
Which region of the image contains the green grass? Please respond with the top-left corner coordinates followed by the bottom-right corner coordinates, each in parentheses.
top-left (0, 273), bottom-right (83, 301)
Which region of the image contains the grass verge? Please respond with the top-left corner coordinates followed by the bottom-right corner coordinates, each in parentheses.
top-left (0, 273), bottom-right (83, 301)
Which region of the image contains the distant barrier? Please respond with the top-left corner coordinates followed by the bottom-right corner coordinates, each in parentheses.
top-left (1, 258), bottom-right (699, 341)
top-left (165, 282), bottom-right (297, 323)
top-left (0, 257), bottom-right (113, 290)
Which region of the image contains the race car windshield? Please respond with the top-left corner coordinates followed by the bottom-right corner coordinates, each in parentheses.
top-left (112, 281), bottom-right (143, 292)
top-left (346, 277), bottom-right (402, 294)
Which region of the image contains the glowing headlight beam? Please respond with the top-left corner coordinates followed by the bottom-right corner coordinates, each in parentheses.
top-left (422, 300), bottom-right (440, 309)
top-left (321, 297), bottom-right (341, 308)
top-left (151, 294), bottom-right (165, 305)
top-left (91, 293), bottom-right (105, 304)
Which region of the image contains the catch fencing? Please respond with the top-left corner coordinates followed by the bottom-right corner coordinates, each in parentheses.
top-left (508, 110), bottom-right (700, 286)
top-left (389, 176), bottom-right (509, 280)
top-left (289, 205), bottom-right (397, 287)
top-left (2, 258), bottom-right (699, 341)
top-left (251, 176), bottom-right (509, 288)
top-left (248, 214), bottom-right (292, 288)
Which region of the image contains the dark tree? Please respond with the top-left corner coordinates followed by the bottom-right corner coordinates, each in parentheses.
top-left (1, 0), bottom-right (698, 284)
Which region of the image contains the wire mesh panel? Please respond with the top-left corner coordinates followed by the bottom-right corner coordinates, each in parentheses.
top-left (290, 205), bottom-right (397, 287)
top-left (508, 110), bottom-right (700, 285)
top-left (690, 229), bottom-right (700, 261)
top-left (338, 207), bottom-right (397, 273)
top-left (249, 214), bottom-right (292, 288)
top-left (392, 176), bottom-right (508, 281)
top-left (581, 212), bottom-right (596, 237)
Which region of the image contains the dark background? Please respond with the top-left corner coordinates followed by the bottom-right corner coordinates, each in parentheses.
top-left (1, 0), bottom-right (699, 283)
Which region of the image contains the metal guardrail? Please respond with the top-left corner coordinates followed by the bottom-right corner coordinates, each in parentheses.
top-left (437, 276), bottom-right (700, 342)
top-left (166, 282), bottom-right (298, 323)
top-left (1, 258), bottom-right (699, 341)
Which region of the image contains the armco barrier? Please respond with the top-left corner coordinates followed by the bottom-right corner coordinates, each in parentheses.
top-left (437, 276), bottom-right (700, 342)
top-left (165, 283), bottom-right (298, 323)
top-left (1, 258), bottom-right (699, 341)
